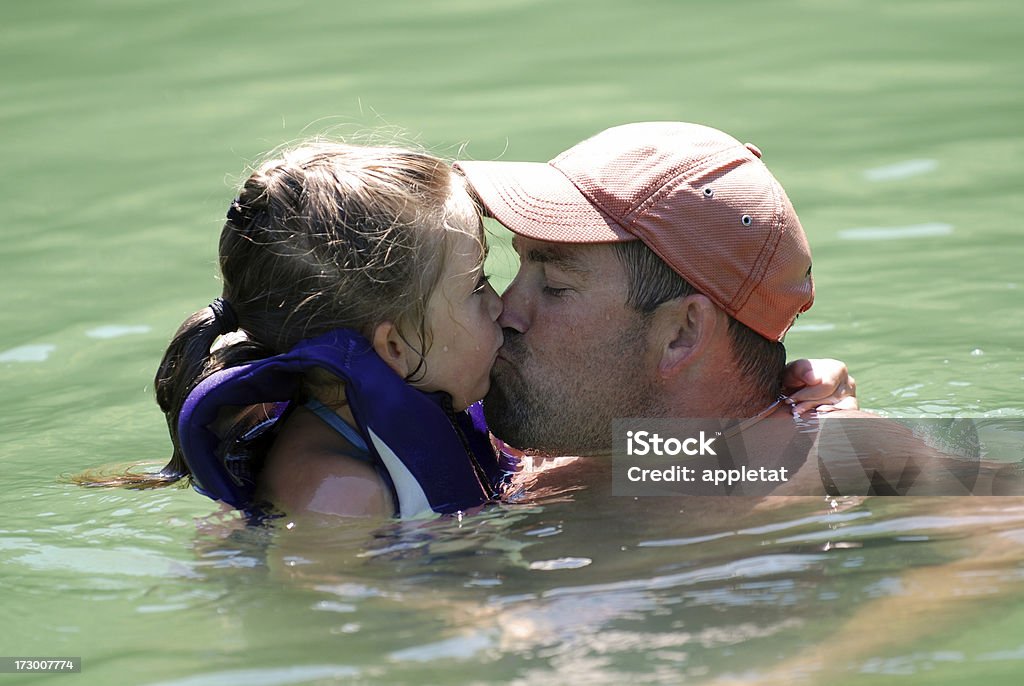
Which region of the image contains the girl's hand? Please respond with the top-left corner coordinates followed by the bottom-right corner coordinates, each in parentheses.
top-left (782, 358), bottom-right (858, 416)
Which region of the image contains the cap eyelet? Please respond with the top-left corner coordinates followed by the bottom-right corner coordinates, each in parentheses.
top-left (741, 214), bottom-right (753, 226)
top-left (703, 187), bottom-right (714, 198)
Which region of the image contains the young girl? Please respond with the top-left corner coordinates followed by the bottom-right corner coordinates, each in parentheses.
top-left (152, 141), bottom-right (508, 520)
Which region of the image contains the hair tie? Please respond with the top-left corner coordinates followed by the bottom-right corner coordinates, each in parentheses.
top-left (226, 198), bottom-right (245, 224)
top-left (209, 297), bottom-right (239, 334)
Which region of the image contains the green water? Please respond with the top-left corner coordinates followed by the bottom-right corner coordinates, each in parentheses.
top-left (2, 1), bottom-right (1022, 684)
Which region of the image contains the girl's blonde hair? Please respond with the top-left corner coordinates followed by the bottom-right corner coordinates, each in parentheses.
top-left (98, 140), bottom-right (482, 488)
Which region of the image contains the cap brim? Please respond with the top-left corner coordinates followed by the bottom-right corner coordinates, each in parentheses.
top-left (455, 160), bottom-right (635, 243)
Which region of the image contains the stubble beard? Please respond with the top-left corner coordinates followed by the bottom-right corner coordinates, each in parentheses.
top-left (483, 327), bottom-right (660, 456)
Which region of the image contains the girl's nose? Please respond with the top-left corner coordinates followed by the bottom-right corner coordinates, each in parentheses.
top-left (497, 276), bottom-right (529, 334)
top-left (486, 281), bottom-right (503, 321)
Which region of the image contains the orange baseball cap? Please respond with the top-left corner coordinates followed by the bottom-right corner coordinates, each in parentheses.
top-left (455, 122), bottom-right (814, 342)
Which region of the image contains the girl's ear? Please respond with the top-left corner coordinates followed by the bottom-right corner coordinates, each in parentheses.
top-left (371, 321), bottom-right (416, 378)
top-left (653, 294), bottom-right (720, 379)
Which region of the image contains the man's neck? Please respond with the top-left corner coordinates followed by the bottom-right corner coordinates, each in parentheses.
top-left (669, 385), bottom-right (779, 419)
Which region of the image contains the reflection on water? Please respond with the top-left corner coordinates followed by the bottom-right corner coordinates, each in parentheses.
top-left (5, 448), bottom-right (1024, 683)
top-left (160, 492), bottom-right (1024, 684)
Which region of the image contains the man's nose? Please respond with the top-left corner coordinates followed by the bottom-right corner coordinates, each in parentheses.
top-left (498, 276), bottom-right (530, 333)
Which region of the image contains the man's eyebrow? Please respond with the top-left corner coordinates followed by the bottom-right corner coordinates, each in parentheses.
top-left (512, 237), bottom-right (591, 275)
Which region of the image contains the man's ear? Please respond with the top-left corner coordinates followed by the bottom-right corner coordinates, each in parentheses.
top-left (653, 294), bottom-right (721, 379)
top-left (371, 321), bottom-right (416, 378)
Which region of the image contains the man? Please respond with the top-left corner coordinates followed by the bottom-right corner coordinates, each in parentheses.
top-left (457, 122), bottom-right (1003, 496)
top-left (456, 122), bottom-right (817, 455)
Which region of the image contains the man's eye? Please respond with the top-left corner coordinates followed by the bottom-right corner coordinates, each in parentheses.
top-left (542, 286), bottom-right (570, 297)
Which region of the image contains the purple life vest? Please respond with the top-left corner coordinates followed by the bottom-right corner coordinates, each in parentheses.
top-left (177, 329), bottom-right (506, 517)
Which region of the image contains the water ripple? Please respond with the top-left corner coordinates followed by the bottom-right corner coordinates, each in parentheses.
top-left (863, 158), bottom-right (938, 181)
top-left (541, 554), bottom-right (827, 598)
top-left (838, 222), bottom-right (953, 240)
top-left (85, 324), bottom-right (152, 339)
top-left (139, 665), bottom-right (361, 686)
top-left (0, 344), bottom-right (56, 362)
top-left (776, 513), bottom-right (1024, 544)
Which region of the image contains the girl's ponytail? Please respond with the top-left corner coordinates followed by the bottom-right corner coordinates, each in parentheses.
top-left (153, 300), bottom-right (237, 483)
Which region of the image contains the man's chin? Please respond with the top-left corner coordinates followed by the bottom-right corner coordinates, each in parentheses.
top-left (482, 383), bottom-right (512, 428)
top-left (482, 380), bottom-right (529, 446)
top-left (485, 363), bottom-right (519, 409)
top-left (482, 369), bottom-right (596, 454)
